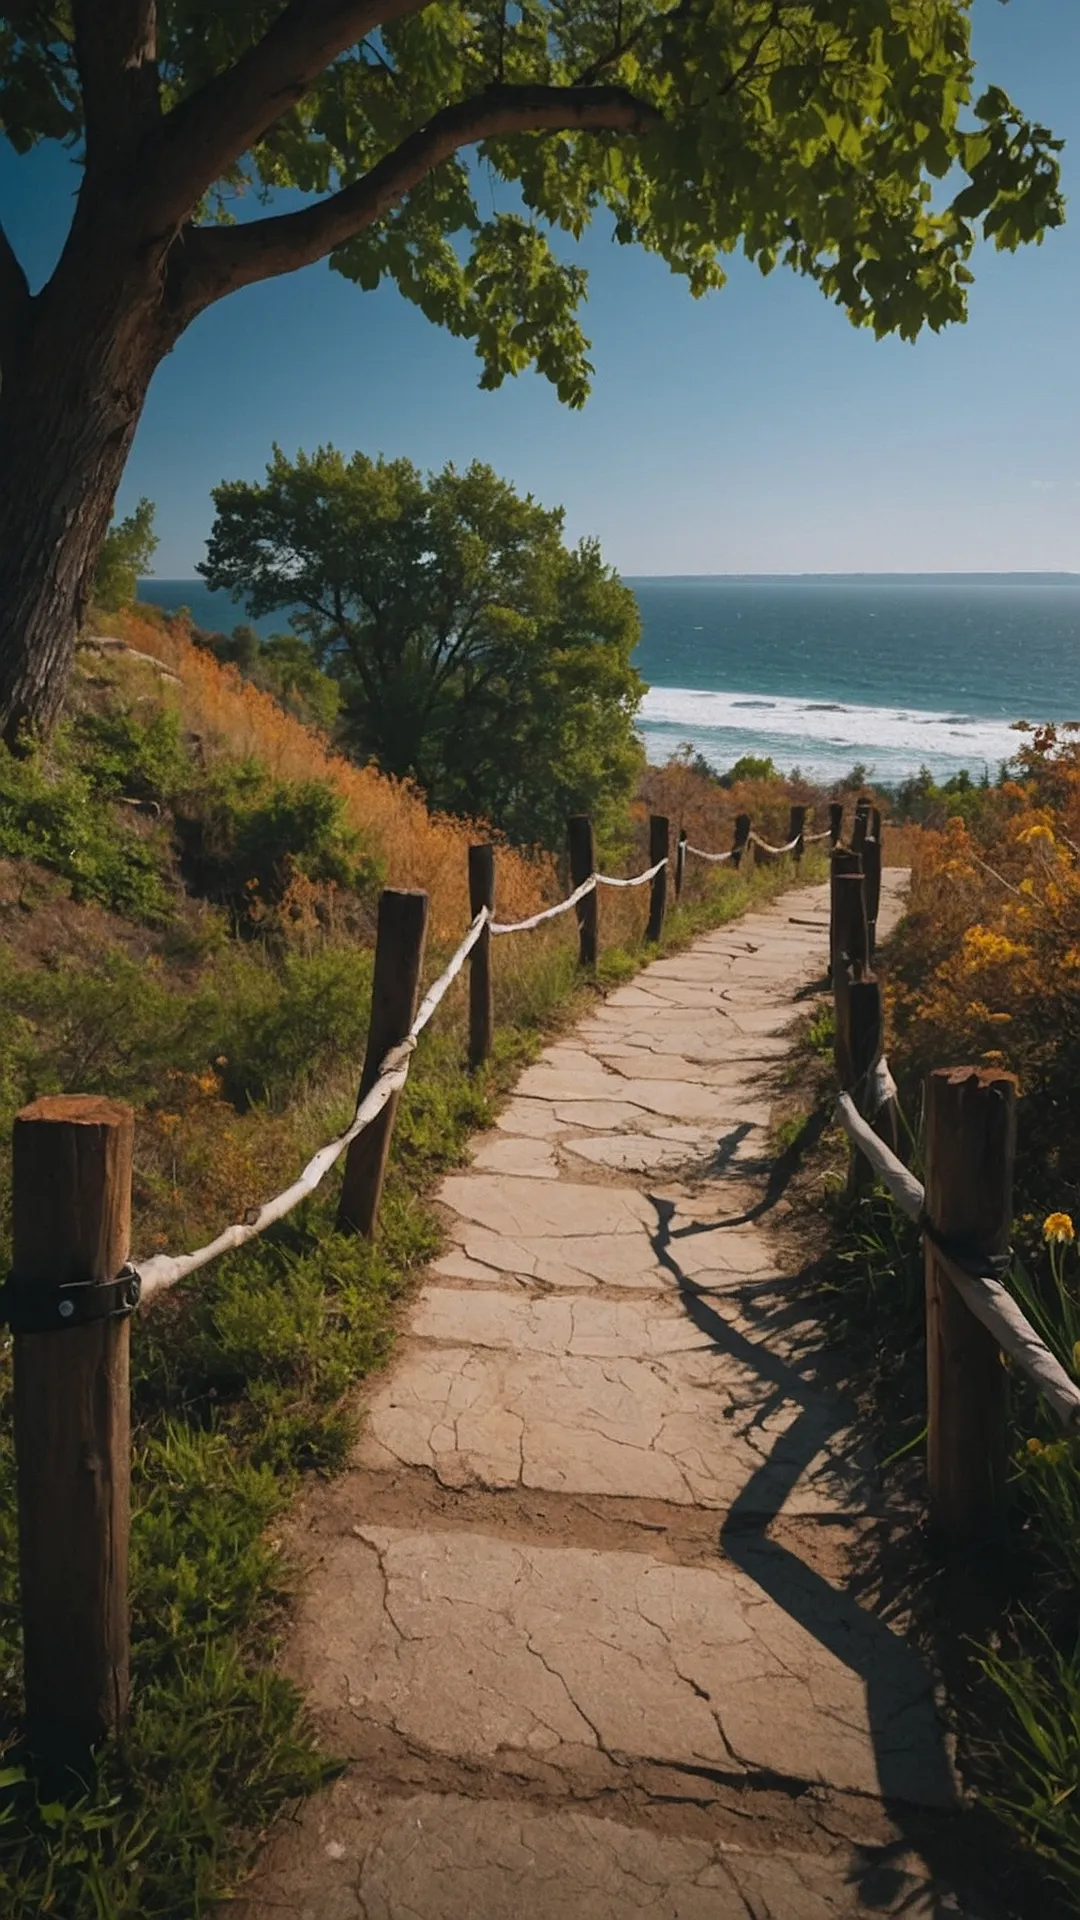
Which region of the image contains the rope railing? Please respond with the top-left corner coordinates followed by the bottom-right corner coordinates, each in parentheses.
top-left (103, 810), bottom-right (838, 1310)
top-left (826, 833), bottom-right (1080, 1554)
top-left (596, 856), bottom-right (668, 889)
top-left (747, 829), bottom-right (800, 856)
top-left (685, 842), bottom-right (735, 864)
top-left (682, 807), bottom-right (835, 866)
top-left (0, 801), bottom-right (824, 1745)
top-left (489, 875), bottom-right (596, 934)
top-left (135, 852), bottom-right (673, 1300)
top-left (835, 1093), bottom-right (1080, 1433)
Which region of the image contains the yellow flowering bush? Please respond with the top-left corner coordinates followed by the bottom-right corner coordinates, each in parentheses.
top-left (888, 724), bottom-right (1080, 1196)
top-left (879, 730), bottom-right (1080, 1903)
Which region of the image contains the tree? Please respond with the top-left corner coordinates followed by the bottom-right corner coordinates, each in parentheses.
top-left (718, 752), bottom-right (780, 788)
top-left (201, 446), bottom-right (644, 847)
top-left (0, 5), bottom-right (1064, 745)
top-left (92, 498), bottom-right (159, 613)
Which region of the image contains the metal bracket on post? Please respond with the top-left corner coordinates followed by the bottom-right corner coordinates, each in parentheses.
top-left (0, 1263), bottom-right (142, 1335)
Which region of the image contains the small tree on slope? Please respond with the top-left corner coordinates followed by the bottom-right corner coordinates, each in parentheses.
top-left (201, 446), bottom-right (644, 847)
top-left (0, 3), bottom-right (1064, 746)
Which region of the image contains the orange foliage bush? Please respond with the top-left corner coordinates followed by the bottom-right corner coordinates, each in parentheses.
top-left (111, 607), bottom-right (555, 941)
top-left (888, 724), bottom-right (1080, 1197)
top-left (637, 760), bottom-right (832, 856)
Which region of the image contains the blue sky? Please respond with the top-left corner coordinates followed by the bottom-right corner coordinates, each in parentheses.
top-left (3, 0), bottom-right (1077, 577)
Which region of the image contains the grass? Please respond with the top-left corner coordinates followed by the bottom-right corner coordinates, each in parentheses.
top-left (0, 774), bottom-right (823, 1915)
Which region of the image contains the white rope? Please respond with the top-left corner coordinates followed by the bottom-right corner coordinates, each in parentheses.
top-left (748, 830), bottom-right (801, 856)
top-left (490, 875), bottom-right (596, 934)
top-left (595, 856), bottom-right (668, 889)
top-left (137, 908), bottom-right (492, 1301)
top-left (137, 1049), bottom-right (412, 1301)
top-left (803, 827), bottom-right (834, 842)
top-left (835, 1092), bottom-right (1080, 1431)
top-left (835, 1092), bottom-right (925, 1221)
top-left (685, 843), bottom-right (736, 864)
top-left (867, 1056), bottom-right (898, 1119)
top-left (411, 910), bottom-right (488, 1033)
top-left (135, 852), bottom-right (673, 1300)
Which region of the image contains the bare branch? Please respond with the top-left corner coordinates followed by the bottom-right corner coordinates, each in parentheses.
top-left (170, 82), bottom-right (664, 317)
top-left (72, 0), bottom-right (160, 161)
top-left (0, 219), bottom-right (32, 377)
top-left (145, 0), bottom-right (425, 229)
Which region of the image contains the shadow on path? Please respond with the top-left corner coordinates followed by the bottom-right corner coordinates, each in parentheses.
top-left (645, 1192), bottom-right (971, 1914)
top-left (697, 1107), bottom-right (832, 1228)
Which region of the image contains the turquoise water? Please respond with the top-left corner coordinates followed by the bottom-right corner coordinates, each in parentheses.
top-left (139, 574), bottom-right (1080, 786)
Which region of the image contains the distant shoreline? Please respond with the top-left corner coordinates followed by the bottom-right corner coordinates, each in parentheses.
top-left (145, 572), bottom-right (1080, 590)
top-left (619, 572), bottom-right (1080, 586)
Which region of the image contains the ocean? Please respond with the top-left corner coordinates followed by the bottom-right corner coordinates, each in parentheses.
top-left (138, 574), bottom-right (1080, 788)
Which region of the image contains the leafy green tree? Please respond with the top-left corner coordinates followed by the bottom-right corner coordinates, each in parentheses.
top-left (0, 5), bottom-right (1064, 745)
top-left (718, 753), bottom-right (780, 788)
top-left (201, 446), bottom-right (644, 847)
top-left (93, 498), bottom-right (159, 613)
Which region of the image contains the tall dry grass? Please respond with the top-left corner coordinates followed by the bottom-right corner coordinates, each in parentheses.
top-left (107, 607), bottom-right (556, 940)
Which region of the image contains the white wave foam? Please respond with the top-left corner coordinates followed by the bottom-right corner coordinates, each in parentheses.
top-left (639, 685), bottom-right (1026, 781)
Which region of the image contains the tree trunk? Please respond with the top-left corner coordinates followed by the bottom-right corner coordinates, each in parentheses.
top-left (0, 249), bottom-right (168, 746)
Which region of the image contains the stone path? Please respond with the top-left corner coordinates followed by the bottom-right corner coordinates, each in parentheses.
top-left (236, 871), bottom-right (982, 1920)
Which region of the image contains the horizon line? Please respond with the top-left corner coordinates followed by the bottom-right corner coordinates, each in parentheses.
top-left (143, 568), bottom-right (1080, 585)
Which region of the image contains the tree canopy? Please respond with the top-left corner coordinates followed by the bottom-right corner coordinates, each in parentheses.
top-left (2, 4), bottom-right (1066, 395)
top-left (202, 447), bottom-right (645, 846)
top-left (0, 3), bottom-right (1065, 746)
top-left (93, 499), bottom-right (159, 614)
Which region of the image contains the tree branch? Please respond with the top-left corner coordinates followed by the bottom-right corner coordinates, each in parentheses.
top-left (0, 219), bottom-right (32, 378)
top-left (145, 0), bottom-right (424, 228)
top-left (72, 0), bottom-right (160, 163)
top-left (170, 82), bottom-right (664, 317)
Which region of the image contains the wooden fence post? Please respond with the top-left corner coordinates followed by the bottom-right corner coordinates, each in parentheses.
top-left (467, 844), bottom-right (495, 1068)
top-left (852, 795), bottom-right (871, 851)
top-left (338, 888), bottom-right (429, 1236)
top-left (11, 1095), bottom-right (136, 1755)
top-left (845, 977), bottom-right (900, 1191)
top-left (646, 814), bottom-right (669, 942)
top-left (568, 814), bottom-right (598, 967)
top-left (788, 804), bottom-right (806, 865)
top-left (731, 812), bottom-right (751, 870)
top-left (674, 829), bottom-right (687, 901)
top-left (863, 819), bottom-right (882, 961)
top-left (924, 1067), bottom-right (1016, 1551)
top-left (830, 850), bottom-right (868, 980)
top-left (828, 801), bottom-right (844, 847)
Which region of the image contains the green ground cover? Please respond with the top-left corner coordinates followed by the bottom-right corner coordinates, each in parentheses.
top-left (0, 680), bottom-right (823, 1914)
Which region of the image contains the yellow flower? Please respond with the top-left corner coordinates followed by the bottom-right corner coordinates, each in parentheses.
top-left (959, 927), bottom-right (1025, 969)
top-left (1017, 822), bottom-right (1055, 846)
top-left (1026, 1437), bottom-right (1043, 1456)
top-left (1043, 1212), bottom-right (1075, 1246)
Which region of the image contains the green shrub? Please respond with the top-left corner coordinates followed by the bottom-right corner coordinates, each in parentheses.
top-left (174, 760), bottom-right (382, 926)
top-left (0, 742), bottom-right (172, 921)
top-left (70, 705), bottom-right (190, 803)
top-left (0, 948), bottom-right (207, 1106)
top-left (0, 939), bottom-right (376, 1118)
top-left (208, 944), bottom-right (374, 1109)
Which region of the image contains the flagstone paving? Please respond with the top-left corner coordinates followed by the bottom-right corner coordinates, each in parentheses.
top-left (234, 870), bottom-right (993, 1920)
